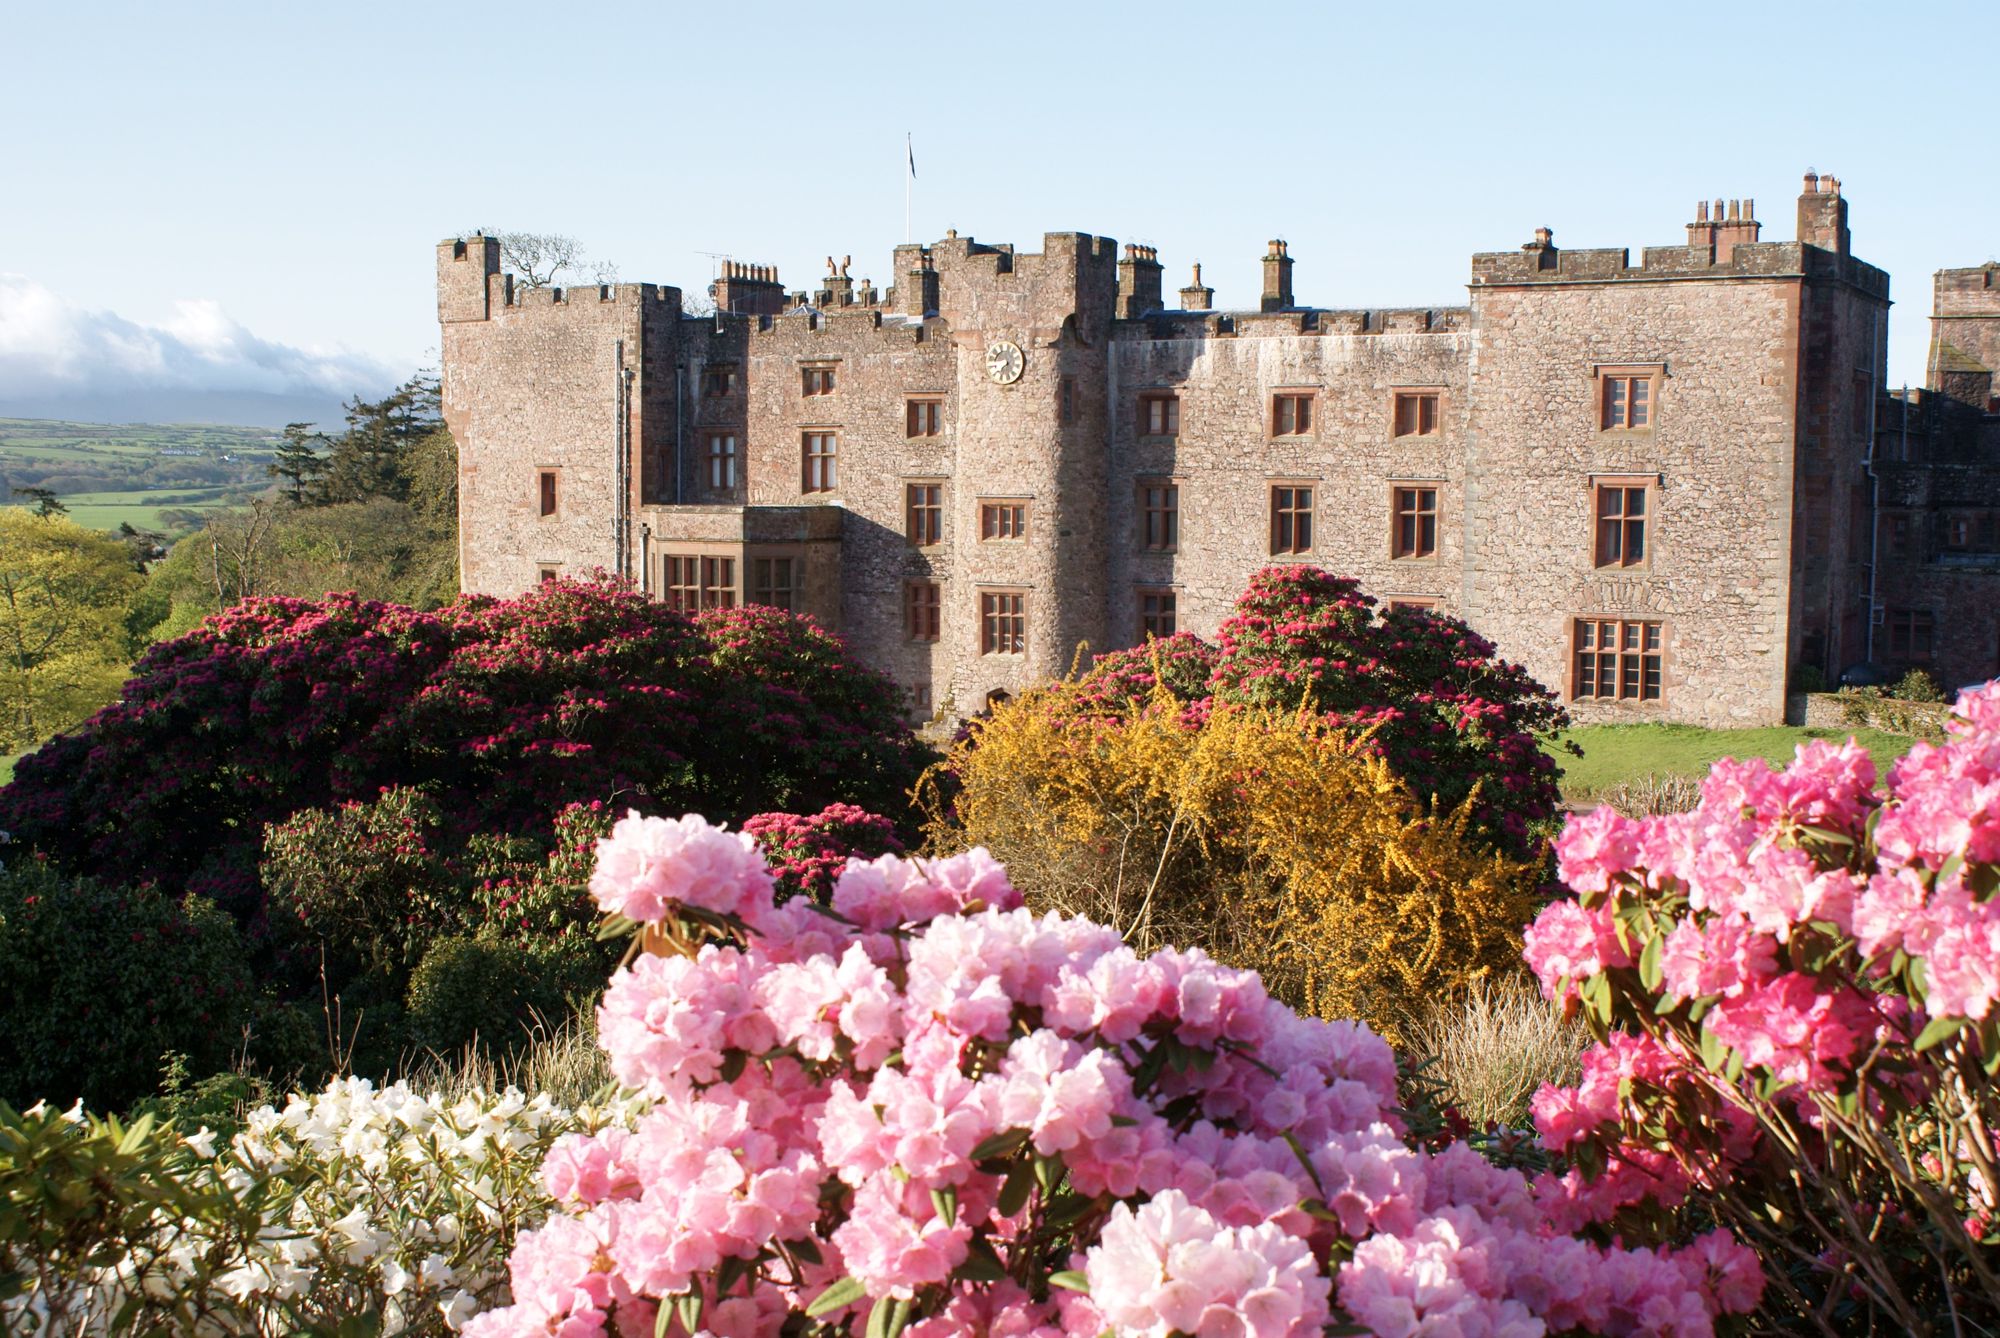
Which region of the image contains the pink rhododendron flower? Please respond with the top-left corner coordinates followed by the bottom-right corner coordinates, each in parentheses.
top-left (589, 811), bottom-right (774, 923)
top-left (1086, 1190), bottom-right (1330, 1338)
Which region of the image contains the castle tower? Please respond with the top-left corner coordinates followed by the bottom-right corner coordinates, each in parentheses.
top-left (438, 234), bottom-right (502, 323)
top-left (1260, 239), bottom-right (1294, 311)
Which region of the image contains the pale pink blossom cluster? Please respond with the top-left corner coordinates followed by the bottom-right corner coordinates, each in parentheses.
top-left (469, 815), bottom-right (1762, 1337)
top-left (1525, 682), bottom-right (2000, 1233)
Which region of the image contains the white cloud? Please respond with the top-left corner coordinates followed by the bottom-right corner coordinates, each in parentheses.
top-left (0, 273), bottom-right (399, 401)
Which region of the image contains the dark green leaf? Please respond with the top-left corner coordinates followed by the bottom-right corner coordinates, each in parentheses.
top-left (1048, 1269), bottom-right (1091, 1293)
top-left (806, 1276), bottom-right (866, 1317)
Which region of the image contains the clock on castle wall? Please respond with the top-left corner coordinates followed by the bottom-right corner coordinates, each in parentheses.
top-left (984, 339), bottom-right (1025, 385)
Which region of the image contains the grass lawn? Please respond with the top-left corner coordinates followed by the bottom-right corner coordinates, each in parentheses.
top-left (0, 753), bottom-right (17, 787)
top-left (1548, 722), bottom-right (1920, 799)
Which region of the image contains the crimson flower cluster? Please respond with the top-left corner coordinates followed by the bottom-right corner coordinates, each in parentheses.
top-left (0, 578), bottom-right (927, 915)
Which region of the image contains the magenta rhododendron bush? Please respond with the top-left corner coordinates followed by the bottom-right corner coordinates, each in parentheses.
top-left (1525, 682), bottom-right (2000, 1329)
top-left (464, 815), bottom-right (1758, 1338)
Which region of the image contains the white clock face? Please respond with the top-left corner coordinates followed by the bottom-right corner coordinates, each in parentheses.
top-left (985, 340), bottom-right (1025, 385)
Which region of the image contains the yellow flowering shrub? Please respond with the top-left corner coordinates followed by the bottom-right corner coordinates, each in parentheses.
top-left (925, 684), bottom-right (1542, 1034)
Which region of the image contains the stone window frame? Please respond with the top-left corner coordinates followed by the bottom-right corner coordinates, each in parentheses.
top-left (704, 432), bottom-right (738, 491)
top-left (1389, 481), bottom-right (1442, 561)
top-left (536, 467), bottom-right (561, 519)
top-left (1590, 475), bottom-right (1655, 571)
top-left (1386, 597), bottom-right (1438, 613)
top-left (904, 580), bottom-right (942, 642)
top-left (1269, 480), bottom-right (1315, 556)
top-left (905, 480), bottom-right (945, 547)
top-left (801, 430), bottom-right (839, 494)
top-left (979, 587), bottom-right (1029, 656)
top-left (1593, 362), bottom-right (1664, 433)
top-left (702, 364), bottom-right (740, 398)
top-left (1570, 616), bottom-right (1668, 705)
top-left (910, 681), bottom-right (933, 715)
top-left (1137, 390), bottom-right (1180, 439)
top-left (1390, 387), bottom-right (1445, 439)
top-left (979, 498), bottom-right (1031, 542)
top-left (748, 551), bottom-right (802, 611)
top-left (1137, 586), bottom-right (1178, 642)
top-left (1270, 389), bottom-right (1316, 438)
top-left (1884, 512), bottom-right (1912, 560)
top-left (1885, 608), bottom-right (1936, 663)
top-left (661, 549), bottom-right (740, 613)
top-left (801, 362), bottom-right (839, 397)
top-left (906, 395), bottom-right (945, 438)
top-left (537, 564), bottom-right (560, 584)
top-left (1137, 477), bottom-right (1180, 553)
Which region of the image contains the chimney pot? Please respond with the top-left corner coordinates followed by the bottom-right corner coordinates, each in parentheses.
top-left (1697, 200), bottom-right (1709, 222)
top-left (1727, 199), bottom-right (1740, 221)
top-left (1744, 198), bottom-right (1754, 220)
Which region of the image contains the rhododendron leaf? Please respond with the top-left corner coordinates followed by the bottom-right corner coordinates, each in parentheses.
top-left (1800, 824), bottom-right (1855, 848)
top-left (997, 1160), bottom-right (1035, 1217)
top-left (1044, 1191), bottom-right (1104, 1229)
top-left (715, 1254), bottom-right (755, 1294)
top-left (1283, 1130), bottom-right (1328, 1195)
top-left (1048, 1270), bottom-right (1090, 1293)
top-left (1723, 1046), bottom-right (1745, 1084)
top-left (1915, 1014), bottom-right (1968, 1052)
top-left (594, 913), bottom-right (638, 942)
top-left (805, 1276), bottom-right (866, 1317)
top-left (1109, 1113), bottom-right (1138, 1127)
top-left (718, 1050), bottom-right (747, 1083)
top-left (1699, 1025), bottom-right (1728, 1073)
top-left (1299, 1197), bottom-right (1342, 1222)
top-left (789, 1235), bottom-right (824, 1267)
top-left (865, 1295), bottom-right (911, 1338)
top-left (956, 1239), bottom-right (1009, 1282)
top-left (970, 1129), bottom-right (1029, 1162)
top-left (1638, 934), bottom-right (1664, 990)
top-left (930, 1184), bottom-right (958, 1228)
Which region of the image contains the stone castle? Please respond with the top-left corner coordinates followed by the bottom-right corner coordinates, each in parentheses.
top-left (436, 172), bottom-right (2000, 725)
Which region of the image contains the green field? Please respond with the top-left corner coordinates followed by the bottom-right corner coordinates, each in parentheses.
top-left (0, 753), bottom-right (17, 787)
top-left (1549, 722), bottom-right (1919, 799)
top-left (0, 417), bottom-right (278, 536)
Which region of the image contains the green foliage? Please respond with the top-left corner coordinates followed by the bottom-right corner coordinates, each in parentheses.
top-left (1790, 662), bottom-right (1828, 694)
top-left (0, 1100), bottom-right (271, 1334)
top-left (130, 1052), bottom-right (272, 1141)
top-left (1895, 665), bottom-right (1949, 703)
top-left (404, 937), bottom-right (580, 1058)
top-left (268, 422), bottom-right (329, 506)
top-left (0, 860), bottom-right (253, 1111)
top-left (0, 508), bottom-right (143, 751)
top-left (261, 786), bottom-right (467, 989)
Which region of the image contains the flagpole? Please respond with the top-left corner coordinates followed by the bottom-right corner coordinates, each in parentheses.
top-left (904, 133), bottom-right (912, 244)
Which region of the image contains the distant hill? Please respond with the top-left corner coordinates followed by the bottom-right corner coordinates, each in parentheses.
top-left (0, 389), bottom-right (350, 432)
top-left (0, 417), bottom-right (281, 536)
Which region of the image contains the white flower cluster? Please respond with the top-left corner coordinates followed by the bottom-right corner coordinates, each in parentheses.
top-left (10, 1077), bottom-right (631, 1336)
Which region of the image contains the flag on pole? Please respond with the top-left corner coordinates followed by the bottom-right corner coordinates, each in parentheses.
top-left (907, 133), bottom-right (916, 179)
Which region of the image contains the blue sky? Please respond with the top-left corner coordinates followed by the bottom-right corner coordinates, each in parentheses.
top-left (2, 0), bottom-right (1991, 414)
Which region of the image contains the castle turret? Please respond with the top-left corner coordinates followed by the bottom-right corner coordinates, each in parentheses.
top-left (1687, 197), bottom-right (1761, 262)
top-left (1116, 243), bottom-right (1163, 318)
top-left (438, 234), bottom-right (501, 323)
top-left (1260, 239), bottom-right (1293, 311)
top-left (1798, 172), bottom-right (1850, 256)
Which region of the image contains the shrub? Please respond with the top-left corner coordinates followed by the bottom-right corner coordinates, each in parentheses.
top-left (459, 811), bottom-right (1758, 1338)
top-left (1523, 682), bottom-right (2000, 1330)
top-left (742, 802), bottom-right (905, 901)
top-left (1, 1078), bottom-right (627, 1334)
top-left (1078, 566), bottom-right (1570, 855)
top-left (404, 936), bottom-right (579, 1057)
top-left (0, 577), bottom-right (928, 915)
top-left (1584, 771), bottom-right (1704, 817)
top-left (0, 861), bottom-right (253, 1111)
top-left (930, 683), bottom-right (1545, 1032)
top-left (1791, 662), bottom-right (1829, 694)
top-left (1399, 976), bottom-right (1588, 1130)
top-left (1895, 664), bottom-right (1949, 703)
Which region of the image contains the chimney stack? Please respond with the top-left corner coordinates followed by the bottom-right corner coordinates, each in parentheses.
top-left (1260, 239), bottom-right (1293, 312)
top-left (1116, 243), bottom-right (1164, 318)
top-left (710, 260), bottom-right (787, 316)
top-left (1179, 261), bottom-right (1215, 311)
top-left (1797, 169), bottom-right (1850, 256)
top-left (1687, 197), bottom-right (1761, 262)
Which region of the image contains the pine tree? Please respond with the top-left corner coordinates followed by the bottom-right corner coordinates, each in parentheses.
top-left (267, 423), bottom-right (328, 506)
